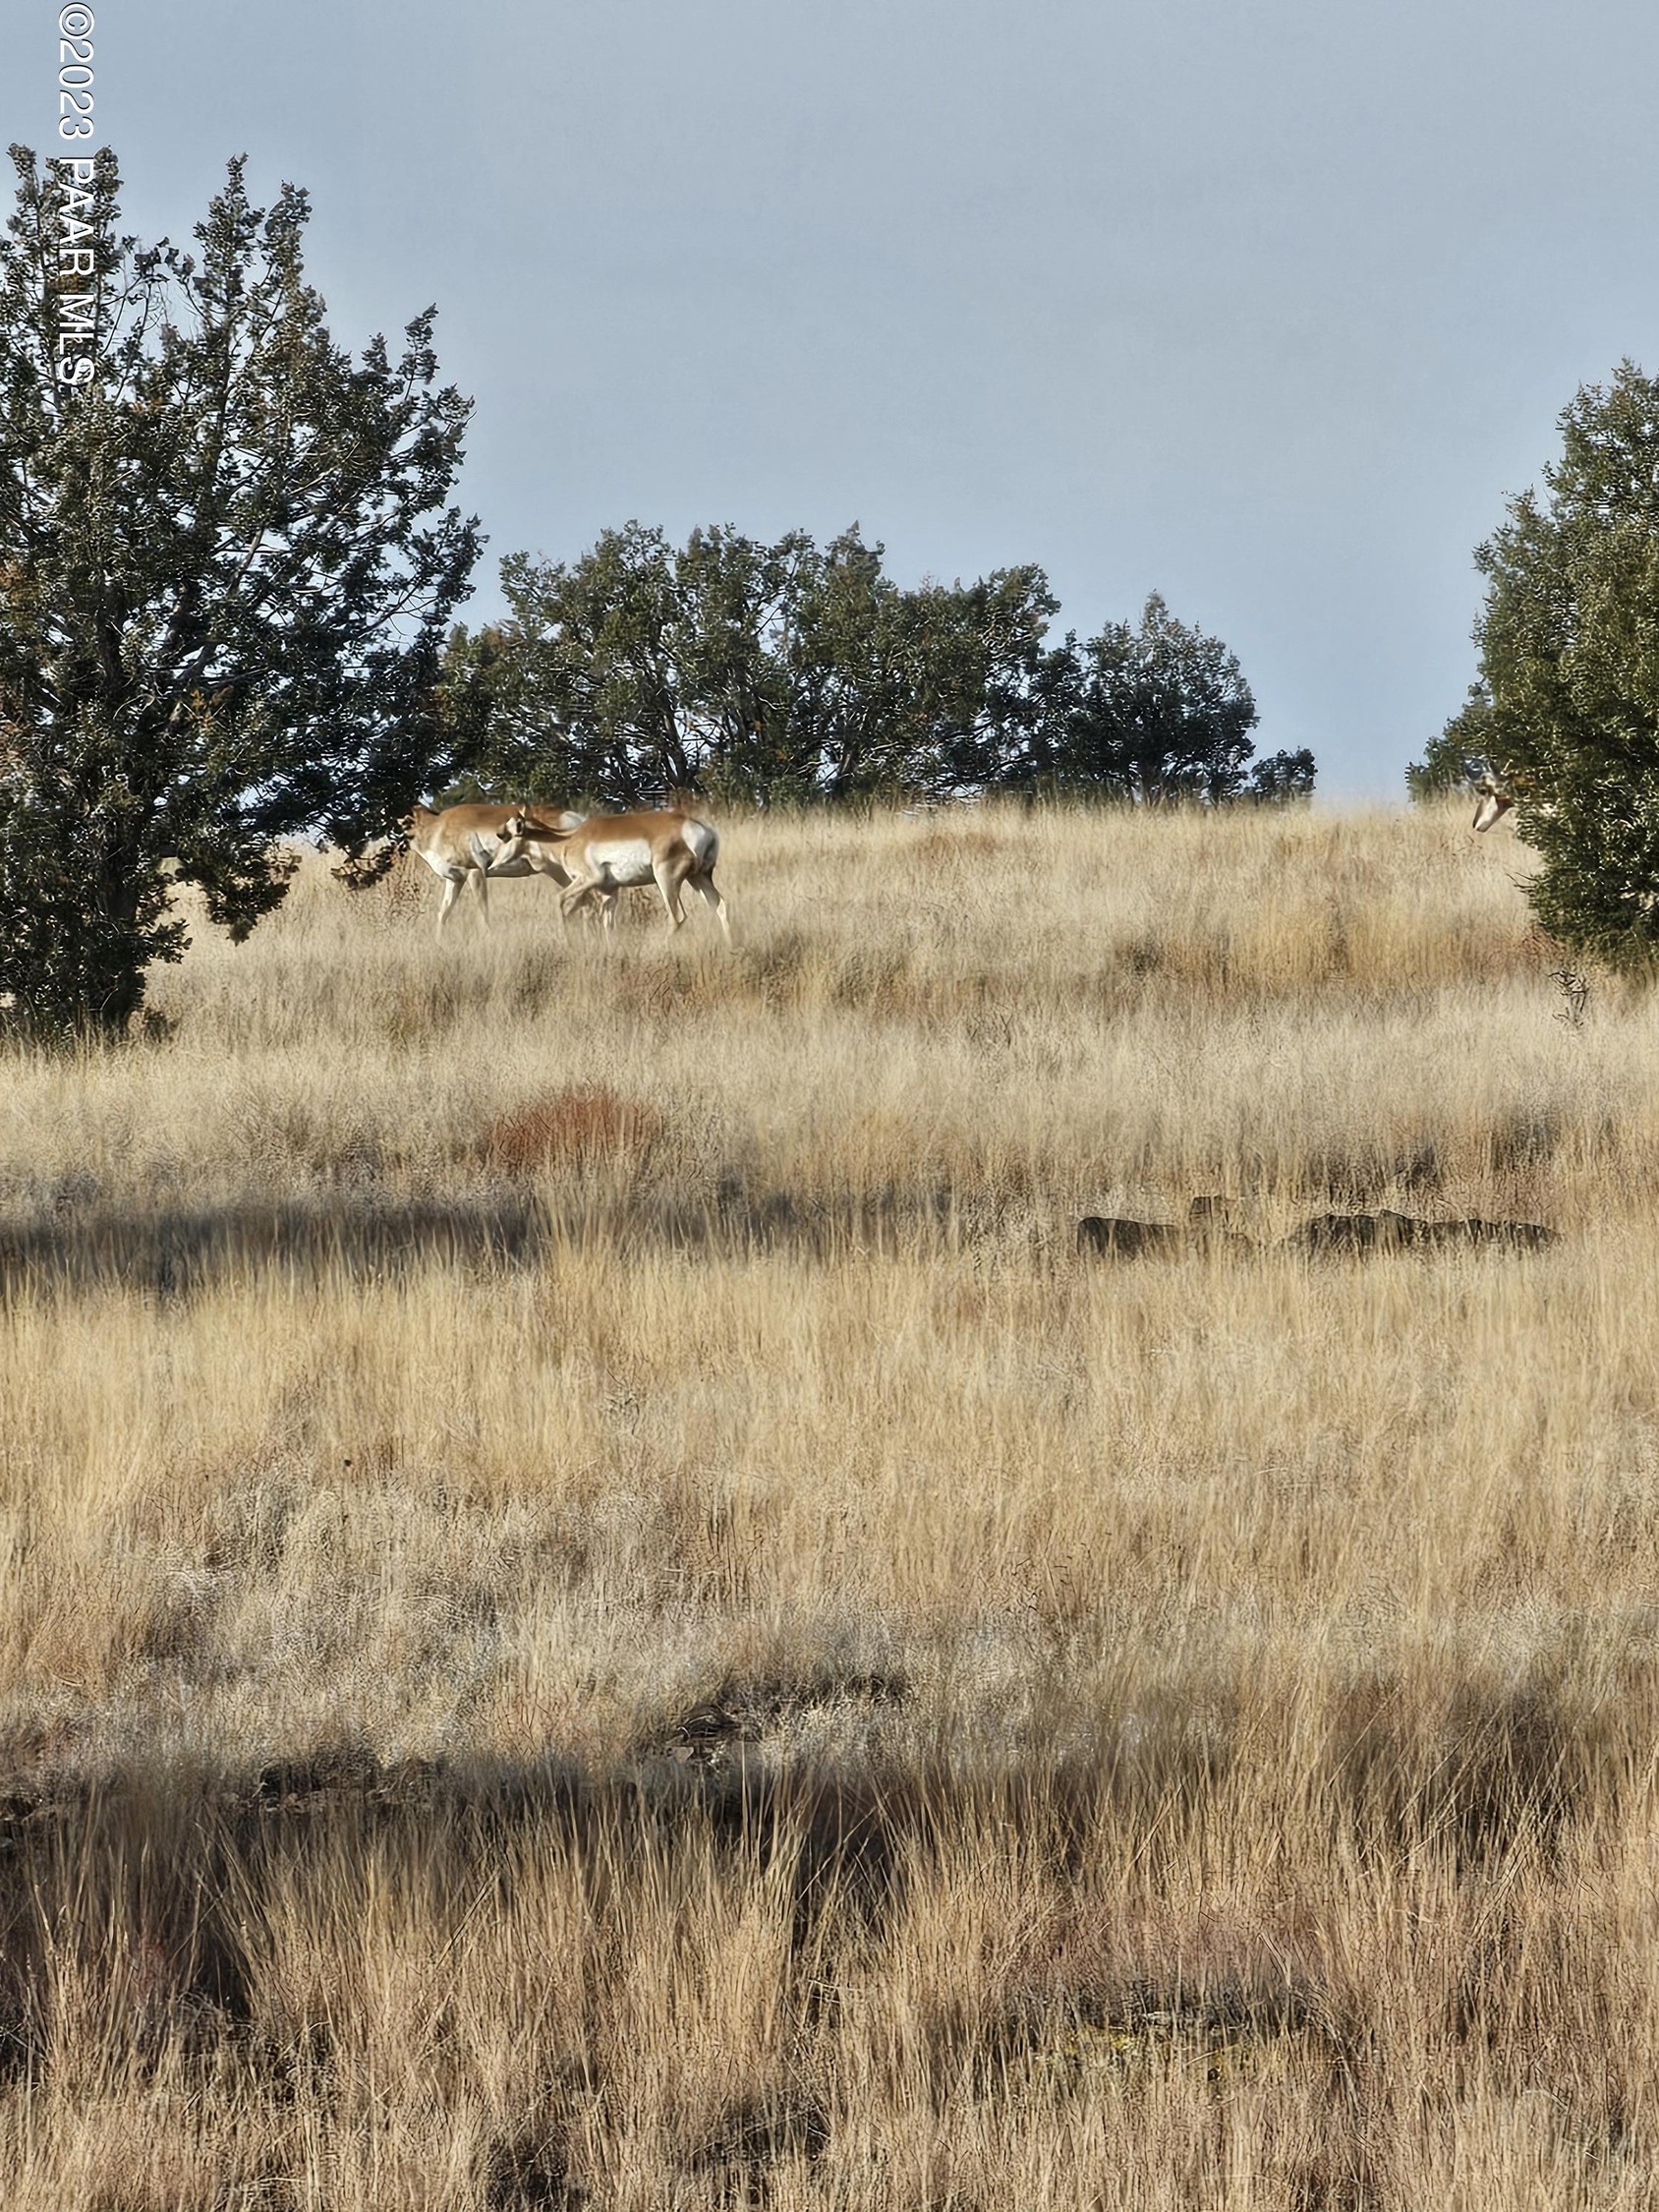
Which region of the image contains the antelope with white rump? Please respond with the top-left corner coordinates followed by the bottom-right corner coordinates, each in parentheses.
top-left (488, 807), bottom-right (732, 941)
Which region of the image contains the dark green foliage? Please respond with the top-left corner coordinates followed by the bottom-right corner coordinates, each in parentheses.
top-left (1407, 684), bottom-right (1497, 801)
top-left (778, 531), bottom-right (1066, 802)
top-left (1245, 745), bottom-right (1318, 804)
top-left (460, 523), bottom-right (1066, 808)
top-left (454, 539), bottom-right (1307, 813)
top-left (0, 148), bottom-right (479, 1036)
top-left (1473, 362), bottom-right (1659, 964)
top-left (1042, 593), bottom-right (1264, 803)
top-left (469, 523), bottom-right (800, 807)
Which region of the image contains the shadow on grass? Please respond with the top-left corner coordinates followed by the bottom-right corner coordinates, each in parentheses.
top-left (0, 1750), bottom-right (921, 2084)
top-left (0, 1659), bottom-right (1638, 2208)
top-left (0, 1185), bottom-right (975, 1295)
top-left (0, 1198), bottom-right (548, 1297)
top-left (0, 1651), bottom-right (1630, 2072)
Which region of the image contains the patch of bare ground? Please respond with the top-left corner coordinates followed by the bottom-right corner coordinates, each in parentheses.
top-left (4, 799), bottom-right (1659, 2201)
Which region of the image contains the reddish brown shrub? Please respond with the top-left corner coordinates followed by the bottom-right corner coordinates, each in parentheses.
top-left (482, 1084), bottom-right (665, 1174)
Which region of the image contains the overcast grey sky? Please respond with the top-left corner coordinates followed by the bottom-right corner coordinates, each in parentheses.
top-left (10, 0), bottom-right (1658, 793)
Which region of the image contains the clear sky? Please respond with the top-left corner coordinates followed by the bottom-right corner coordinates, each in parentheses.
top-left (9, 0), bottom-right (1659, 794)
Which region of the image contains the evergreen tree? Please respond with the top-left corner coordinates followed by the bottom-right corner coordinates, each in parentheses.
top-left (452, 533), bottom-right (1306, 812)
top-left (1474, 362), bottom-right (1659, 962)
top-left (1051, 593), bottom-right (1267, 802)
top-left (0, 148), bottom-right (479, 1035)
top-left (783, 539), bottom-right (1061, 801)
top-left (1244, 745), bottom-right (1317, 804)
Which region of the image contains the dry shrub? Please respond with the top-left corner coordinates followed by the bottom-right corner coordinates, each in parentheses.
top-left (482, 1083), bottom-right (665, 1174)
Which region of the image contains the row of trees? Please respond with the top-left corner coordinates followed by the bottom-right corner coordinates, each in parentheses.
top-left (440, 525), bottom-right (1315, 812)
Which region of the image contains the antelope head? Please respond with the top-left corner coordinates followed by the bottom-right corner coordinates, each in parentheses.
top-left (491, 809), bottom-right (579, 870)
top-left (1468, 759), bottom-right (1516, 833)
top-left (490, 811), bottom-right (533, 867)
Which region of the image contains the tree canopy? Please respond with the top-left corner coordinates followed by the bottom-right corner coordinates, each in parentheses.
top-left (0, 148), bottom-right (479, 1035)
top-left (1041, 592), bottom-right (1312, 805)
top-left (448, 530), bottom-right (1309, 813)
top-left (1468, 361), bottom-right (1659, 962)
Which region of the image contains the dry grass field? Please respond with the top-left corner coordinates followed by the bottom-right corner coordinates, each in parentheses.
top-left (2, 799), bottom-right (1658, 2207)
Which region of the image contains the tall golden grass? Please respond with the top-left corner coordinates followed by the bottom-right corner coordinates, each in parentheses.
top-left (1, 799), bottom-right (1656, 2205)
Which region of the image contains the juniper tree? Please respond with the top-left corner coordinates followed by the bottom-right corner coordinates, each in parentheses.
top-left (1049, 593), bottom-right (1305, 804)
top-left (465, 524), bottom-right (808, 808)
top-left (1474, 362), bottom-right (1659, 964)
top-left (0, 147), bottom-right (480, 1036)
top-left (781, 530), bottom-right (1062, 801)
top-left (453, 529), bottom-right (1305, 810)
top-left (457, 524), bottom-right (1068, 805)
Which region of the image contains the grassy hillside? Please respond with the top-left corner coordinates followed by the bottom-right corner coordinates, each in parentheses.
top-left (2, 800), bottom-right (1655, 2207)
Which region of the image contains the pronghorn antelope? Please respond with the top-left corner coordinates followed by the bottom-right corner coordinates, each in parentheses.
top-left (490, 808), bottom-right (732, 940)
top-left (408, 801), bottom-right (585, 938)
top-left (1468, 760), bottom-right (1516, 833)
